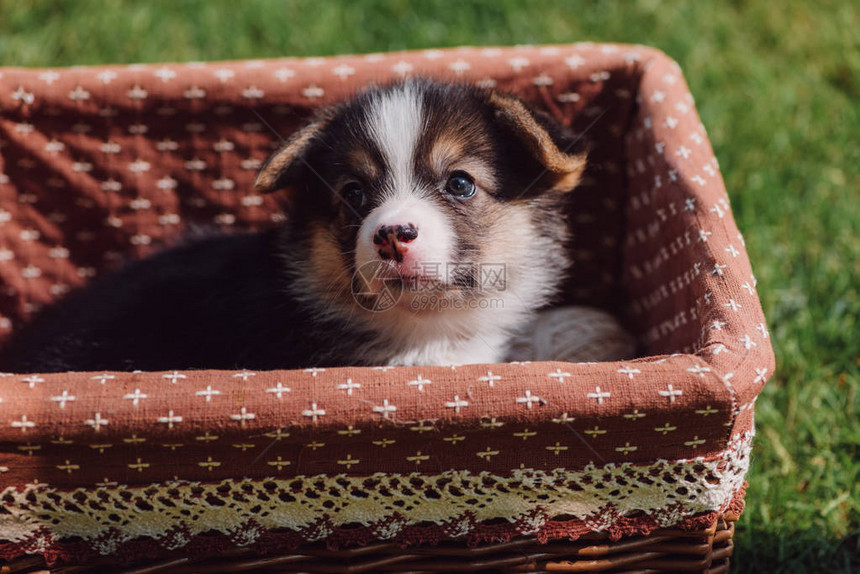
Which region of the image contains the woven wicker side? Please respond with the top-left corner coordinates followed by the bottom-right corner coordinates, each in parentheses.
top-left (1, 513), bottom-right (737, 574)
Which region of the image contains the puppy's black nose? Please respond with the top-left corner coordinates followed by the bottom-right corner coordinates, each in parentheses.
top-left (395, 224), bottom-right (418, 243)
top-left (373, 224), bottom-right (418, 261)
top-left (373, 224), bottom-right (418, 245)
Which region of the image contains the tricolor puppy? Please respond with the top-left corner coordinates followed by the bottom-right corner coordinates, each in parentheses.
top-left (0, 80), bottom-right (586, 373)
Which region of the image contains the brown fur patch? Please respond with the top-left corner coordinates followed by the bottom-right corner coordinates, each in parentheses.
top-left (346, 148), bottom-right (381, 183)
top-left (482, 202), bottom-right (541, 269)
top-left (254, 118), bottom-right (328, 194)
top-left (489, 92), bottom-right (586, 192)
top-left (428, 134), bottom-right (465, 174)
top-left (306, 222), bottom-right (353, 302)
top-left (422, 122), bottom-right (499, 196)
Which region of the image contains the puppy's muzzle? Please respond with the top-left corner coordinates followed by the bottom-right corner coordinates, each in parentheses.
top-left (373, 224), bottom-right (418, 263)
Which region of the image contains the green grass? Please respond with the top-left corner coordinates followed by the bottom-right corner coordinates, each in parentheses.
top-left (1, 1), bottom-right (858, 571)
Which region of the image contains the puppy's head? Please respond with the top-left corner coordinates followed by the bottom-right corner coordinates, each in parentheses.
top-left (255, 80), bottom-right (586, 319)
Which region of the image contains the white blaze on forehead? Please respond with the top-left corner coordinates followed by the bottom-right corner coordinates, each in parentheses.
top-left (355, 83), bottom-right (455, 285)
top-left (366, 83), bottom-right (424, 198)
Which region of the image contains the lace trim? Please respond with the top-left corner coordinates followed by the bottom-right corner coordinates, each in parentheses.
top-left (0, 433), bottom-right (751, 563)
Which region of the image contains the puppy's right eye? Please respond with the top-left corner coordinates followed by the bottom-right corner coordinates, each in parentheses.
top-left (341, 182), bottom-right (366, 210)
top-left (445, 171), bottom-right (476, 198)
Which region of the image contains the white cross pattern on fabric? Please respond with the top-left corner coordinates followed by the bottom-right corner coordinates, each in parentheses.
top-left (242, 86), bottom-right (265, 99)
top-left (478, 371), bottom-right (502, 387)
top-left (508, 57), bottom-right (530, 71)
top-left (302, 85), bottom-right (324, 99)
top-left (157, 139), bottom-right (179, 151)
top-left (85, 413), bottom-right (109, 431)
top-left (407, 375), bottom-right (431, 392)
top-left (214, 69), bottom-right (235, 83)
top-left (392, 61), bottom-right (413, 76)
top-left (123, 389), bottom-right (147, 406)
top-left (658, 385), bottom-right (683, 403)
top-left (127, 86), bottom-right (148, 100)
top-left (15, 123), bottom-right (35, 135)
top-left (266, 382), bottom-right (291, 399)
top-left (372, 400), bottom-right (397, 419)
top-left (163, 371), bottom-right (186, 384)
top-left (96, 68), bottom-right (119, 86)
top-left (157, 411), bottom-right (183, 429)
top-left (274, 68), bottom-right (295, 82)
top-left (68, 86), bottom-right (90, 100)
top-left (587, 387), bottom-right (611, 404)
top-left (516, 390), bottom-right (542, 409)
top-left (154, 67), bottom-right (177, 82)
top-left (622, 51), bottom-right (642, 64)
top-left (332, 65), bottom-right (355, 79)
top-left (617, 365), bottom-right (641, 379)
top-left (532, 74), bottom-right (553, 87)
top-left (302, 403), bottom-right (326, 422)
top-left (51, 390), bottom-right (76, 408)
top-left (565, 54), bottom-right (585, 69)
top-left (229, 407), bottom-right (256, 426)
top-left (547, 369), bottom-right (571, 383)
top-left (44, 140), bottom-right (64, 154)
top-left (38, 71), bottom-right (60, 84)
top-left (338, 378), bottom-right (361, 396)
top-left (449, 60), bottom-right (471, 74)
top-left (184, 86), bottom-right (206, 99)
top-left (11, 415), bottom-right (35, 432)
top-left (445, 396), bottom-right (469, 413)
top-left (22, 376), bottom-right (45, 389)
top-left (687, 365), bottom-right (711, 377)
top-left (195, 386), bottom-right (221, 402)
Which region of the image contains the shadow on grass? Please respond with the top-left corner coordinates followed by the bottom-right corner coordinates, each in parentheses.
top-left (733, 524), bottom-right (859, 573)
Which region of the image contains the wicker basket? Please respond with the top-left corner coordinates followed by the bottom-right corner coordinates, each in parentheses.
top-left (0, 43), bottom-right (773, 573)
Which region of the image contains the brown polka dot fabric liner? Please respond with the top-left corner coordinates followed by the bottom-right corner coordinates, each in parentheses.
top-left (0, 44), bottom-right (774, 563)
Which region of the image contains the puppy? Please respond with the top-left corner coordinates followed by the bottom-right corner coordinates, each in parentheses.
top-left (0, 79), bottom-right (586, 373)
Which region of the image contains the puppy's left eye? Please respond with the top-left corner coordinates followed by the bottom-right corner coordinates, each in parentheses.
top-left (341, 182), bottom-right (366, 209)
top-left (445, 171), bottom-right (476, 198)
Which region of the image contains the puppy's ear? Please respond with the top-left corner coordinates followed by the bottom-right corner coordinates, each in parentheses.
top-left (489, 92), bottom-right (587, 193)
top-left (254, 116), bottom-right (329, 194)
